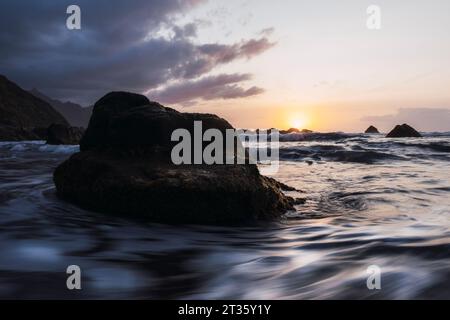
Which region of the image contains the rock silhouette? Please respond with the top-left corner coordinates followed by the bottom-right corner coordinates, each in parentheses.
top-left (365, 126), bottom-right (380, 134)
top-left (386, 124), bottom-right (422, 138)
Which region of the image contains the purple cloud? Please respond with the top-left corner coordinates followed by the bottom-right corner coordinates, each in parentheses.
top-left (149, 73), bottom-right (264, 105)
top-left (0, 0), bottom-right (275, 106)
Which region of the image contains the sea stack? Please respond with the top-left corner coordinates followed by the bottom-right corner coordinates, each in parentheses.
top-left (386, 124), bottom-right (422, 138)
top-left (53, 92), bottom-right (295, 225)
top-left (365, 126), bottom-right (379, 134)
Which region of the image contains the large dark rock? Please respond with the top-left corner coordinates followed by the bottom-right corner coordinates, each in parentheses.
top-left (54, 92), bottom-right (295, 225)
top-left (386, 124), bottom-right (422, 138)
top-left (46, 124), bottom-right (84, 145)
top-left (80, 92), bottom-right (233, 153)
top-left (365, 125), bottom-right (380, 134)
top-left (54, 152), bottom-right (293, 225)
top-left (0, 75), bottom-right (69, 141)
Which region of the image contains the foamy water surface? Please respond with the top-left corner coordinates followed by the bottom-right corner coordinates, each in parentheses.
top-left (0, 134), bottom-right (449, 299)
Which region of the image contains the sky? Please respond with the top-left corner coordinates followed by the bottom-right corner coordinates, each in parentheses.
top-left (1, 0), bottom-right (450, 132)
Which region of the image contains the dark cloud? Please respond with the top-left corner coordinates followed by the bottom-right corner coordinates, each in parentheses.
top-left (149, 73), bottom-right (264, 105)
top-left (176, 38), bottom-right (275, 79)
top-left (0, 0), bottom-right (274, 105)
top-left (362, 108), bottom-right (450, 132)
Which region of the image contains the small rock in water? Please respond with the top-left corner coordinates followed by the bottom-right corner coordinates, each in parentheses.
top-left (386, 123), bottom-right (422, 138)
top-left (365, 125), bottom-right (379, 134)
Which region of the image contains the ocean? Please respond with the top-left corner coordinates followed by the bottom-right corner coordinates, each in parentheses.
top-left (0, 133), bottom-right (449, 299)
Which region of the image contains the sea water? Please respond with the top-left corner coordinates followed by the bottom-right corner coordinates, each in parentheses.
top-left (0, 134), bottom-right (449, 299)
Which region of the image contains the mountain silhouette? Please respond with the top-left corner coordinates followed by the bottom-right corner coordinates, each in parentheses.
top-left (0, 75), bottom-right (68, 128)
top-left (29, 88), bottom-right (93, 128)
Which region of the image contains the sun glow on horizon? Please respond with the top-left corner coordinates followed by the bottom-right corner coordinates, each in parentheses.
top-left (289, 114), bottom-right (308, 130)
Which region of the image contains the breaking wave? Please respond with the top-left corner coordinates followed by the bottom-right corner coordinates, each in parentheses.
top-left (275, 132), bottom-right (450, 164)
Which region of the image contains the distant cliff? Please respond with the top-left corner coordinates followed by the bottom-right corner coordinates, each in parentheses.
top-left (0, 75), bottom-right (68, 128)
top-left (29, 88), bottom-right (93, 128)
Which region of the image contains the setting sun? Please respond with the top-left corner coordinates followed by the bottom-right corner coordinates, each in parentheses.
top-left (289, 114), bottom-right (308, 129)
top-left (290, 119), bottom-right (304, 129)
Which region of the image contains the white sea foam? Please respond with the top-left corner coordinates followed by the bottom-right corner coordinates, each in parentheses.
top-left (38, 144), bottom-right (79, 153)
top-left (0, 141), bottom-right (79, 153)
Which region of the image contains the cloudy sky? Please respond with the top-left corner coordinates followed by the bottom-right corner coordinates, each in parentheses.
top-left (1, 0), bottom-right (450, 131)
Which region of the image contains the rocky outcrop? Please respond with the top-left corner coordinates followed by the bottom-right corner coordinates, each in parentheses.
top-left (365, 126), bottom-right (379, 134)
top-left (0, 75), bottom-right (69, 141)
top-left (386, 124), bottom-right (422, 138)
top-left (54, 92), bottom-right (295, 225)
top-left (46, 124), bottom-right (84, 145)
